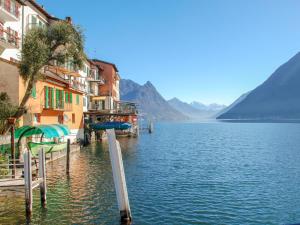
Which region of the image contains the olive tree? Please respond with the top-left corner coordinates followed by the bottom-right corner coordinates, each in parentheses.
top-left (2, 20), bottom-right (85, 134)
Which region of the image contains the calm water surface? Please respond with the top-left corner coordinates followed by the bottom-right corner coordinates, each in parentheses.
top-left (1, 122), bottom-right (300, 224)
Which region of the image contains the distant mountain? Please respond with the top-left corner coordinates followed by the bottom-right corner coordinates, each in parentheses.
top-left (191, 101), bottom-right (227, 112)
top-left (120, 79), bottom-right (188, 121)
top-left (215, 92), bottom-right (250, 118)
top-left (168, 98), bottom-right (226, 119)
top-left (218, 52), bottom-right (300, 120)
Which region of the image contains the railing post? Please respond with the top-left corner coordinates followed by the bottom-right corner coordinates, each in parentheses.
top-left (107, 129), bottom-right (132, 222)
top-left (66, 139), bottom-right (70, 174)
top-left (39, 148), bottom-right (46, 207)
top-left (24, 150), bottom-right (32, 217)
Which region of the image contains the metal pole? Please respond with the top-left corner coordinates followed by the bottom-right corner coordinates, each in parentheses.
top-left (66, 139), bottom-right (70, 174)
top-left (39, 148), bottom-right (46, 207)
top-left (24, 150), bottom-right (32, 216)
top-left (107, 129), bottom-right (131, 222)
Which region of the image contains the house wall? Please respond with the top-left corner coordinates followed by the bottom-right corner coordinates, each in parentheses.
top-left (0, 59), bottom-right (20, 105)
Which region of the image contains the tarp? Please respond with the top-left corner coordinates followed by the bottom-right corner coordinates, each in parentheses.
top-left (90, 122), bottom-right (132, 130)
top-left (15, 124), bottom-right (70, 139)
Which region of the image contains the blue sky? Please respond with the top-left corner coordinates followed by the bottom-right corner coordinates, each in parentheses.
top-left (39, 0), bottom-right (300, 105)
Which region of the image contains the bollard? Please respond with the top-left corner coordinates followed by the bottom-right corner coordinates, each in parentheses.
top-left (66, 139), bottom-right (70, 174)
top-left (24, 150), bottom-right (32, 217)
top-left (39, 148), bottom-right (47, 207)
top-left (107, 129), bottom-right (132, 222)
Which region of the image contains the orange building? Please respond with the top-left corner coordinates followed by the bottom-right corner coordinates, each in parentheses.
top-left (0, 58), bottom-right (84, 142)
top-left (89, 59), bottom-right (120, 112)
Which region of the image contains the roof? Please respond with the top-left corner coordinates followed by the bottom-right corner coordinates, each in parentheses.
top-left (26, 0), bottom-right (59, 20)
top-left (92, 59), bottom-right (119, 72)
top-left (15, 124), bottom-right (70, 139)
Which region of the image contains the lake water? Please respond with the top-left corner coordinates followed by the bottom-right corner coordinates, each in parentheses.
top-left (1, 122), bottom-right (300, 224)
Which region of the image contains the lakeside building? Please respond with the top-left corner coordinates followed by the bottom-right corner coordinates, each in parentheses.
top-left (0, 0), bottom-right (84, 141)
top-left (0, 0), bottom-right (138, 141)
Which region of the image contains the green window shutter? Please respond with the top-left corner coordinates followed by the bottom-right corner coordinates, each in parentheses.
top-left (61, 90), bottom-right (64, 108)
top-left (45, 86), bottom-right (49, 108)
top-left (56, 89), bottom-right (59, 108)
top-left (32, 84), bottom-right (36, 98)
top-left (51, 87), bottom-right (54, 108)
top-left (65, 92), bottom-right (69, 103)
top-left (76, 94), bottom-right (79, 105)
top-left (70, 93), bottom-right (73, 103)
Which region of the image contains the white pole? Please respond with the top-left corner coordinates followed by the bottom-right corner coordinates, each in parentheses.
top-left (106, 129), bottom-right (132, 222)
top-left (24, 150), bottom-right (32, 216)
top-left (39, 148), bottom-right (47, 207)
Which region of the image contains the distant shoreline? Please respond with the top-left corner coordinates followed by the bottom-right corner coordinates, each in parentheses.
top-left (217, 119), bottom-right (300, 123)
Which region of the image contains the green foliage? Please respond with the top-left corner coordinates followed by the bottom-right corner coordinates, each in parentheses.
top-left (1, 20), bottom-right (86, 134)
top-left (0, 93), bottom-right (18, 134)
top-left (0, 154), bottom-right (9, 176)
top-left (19, 21), bottom-right (85, 82)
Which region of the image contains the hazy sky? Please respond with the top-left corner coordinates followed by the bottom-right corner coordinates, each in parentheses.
top-left (39, 0), bottom-right (300, 105)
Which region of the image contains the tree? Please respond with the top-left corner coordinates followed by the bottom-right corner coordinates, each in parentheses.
top-left (2, 20), bottom-right (85, 134)
top-left (0, 93), bottom-right (18, 134)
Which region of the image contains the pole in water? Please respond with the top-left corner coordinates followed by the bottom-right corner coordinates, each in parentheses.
top-left (39, 148), bottom-right (47, 207)
top-left (66, 139), bottom-right (70, 174)
top-left (107, 129), bottom-right (132, 222)
top-left (24, 150), bottom-right (32, 217)
top-left (148, 120), bottom-right (154, 133)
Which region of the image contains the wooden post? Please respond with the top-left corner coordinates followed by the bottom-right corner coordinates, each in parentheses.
top-left (148, 121), bottom-right (154, 133)
top-left (24, 150), bottom-right (32, 216)
top-left (66, 139), bottom-right (70, 174)
top-left (39, 148), bottom-right (46, 207)
top-left (107, 129), bottom-right (132, 222)
top-left (8, 117), bottom-right (16, 178)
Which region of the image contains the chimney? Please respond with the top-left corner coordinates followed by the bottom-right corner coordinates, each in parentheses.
top-left (65, 16), bottom-right (72, 24)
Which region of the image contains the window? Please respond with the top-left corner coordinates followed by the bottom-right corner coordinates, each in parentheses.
top-left (33, 113), bottom-right (41, 123)
top-left (31, 84), bottom-right (36, 98)
top-left (83, 97), bottom-right (87, 107)
top-left (65, 92), bottom-right (73, 103)
top-left (101, 100), bottom-right (105, 110)
top-left (58, 115), bottom-right (64, 124)
top-left (72, 113), bottom-right (75, 124)
top-left (76, 94), bottom-right (79, 105)
top-left (44, 86), bottom-right (55, 108)
top-left (31, 15), bottom-right (37, 27)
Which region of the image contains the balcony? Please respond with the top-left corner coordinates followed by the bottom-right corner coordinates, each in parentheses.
top-left (0, 0), bottom-right (20, 22)
top-left (88, 101), bottom-right (138, 115)
top-left (87, 74), bottom-right (105, 85)
top-left (42, 102), bottom-right (73, 112)
top-left (69, 80), bottom-right (86, 93)
top-left (0, 25), bottom-right (19, 49)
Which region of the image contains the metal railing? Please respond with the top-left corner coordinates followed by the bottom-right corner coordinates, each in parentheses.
top-left (0, 0), bottom-right (20, 19)
top-left (0, 25), bottom-right (19, 48)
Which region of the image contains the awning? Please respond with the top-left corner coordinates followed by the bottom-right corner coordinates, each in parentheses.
top-left (15, 124), bottom-right (70, 139)
top-left (90, 122), bottom-right (132, 130)
top-left (92, 96), bottom-right (107, 100)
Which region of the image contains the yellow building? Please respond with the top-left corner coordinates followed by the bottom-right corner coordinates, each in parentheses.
top-left (0, 57), bottom-right (84, 142)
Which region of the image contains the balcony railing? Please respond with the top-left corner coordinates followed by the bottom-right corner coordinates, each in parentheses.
top-left (70, 80), bottom-right (86, 93)
top-left (0, 25), bottom-right (19, 48)
top-left (88, 101), bottom-right (138, 114)
top-left (42, 102), bottom-right (73, 112)
top-left (87, 74), bottom-right (105, 84)
top-left (0, 0), bottom-right (20, 21)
